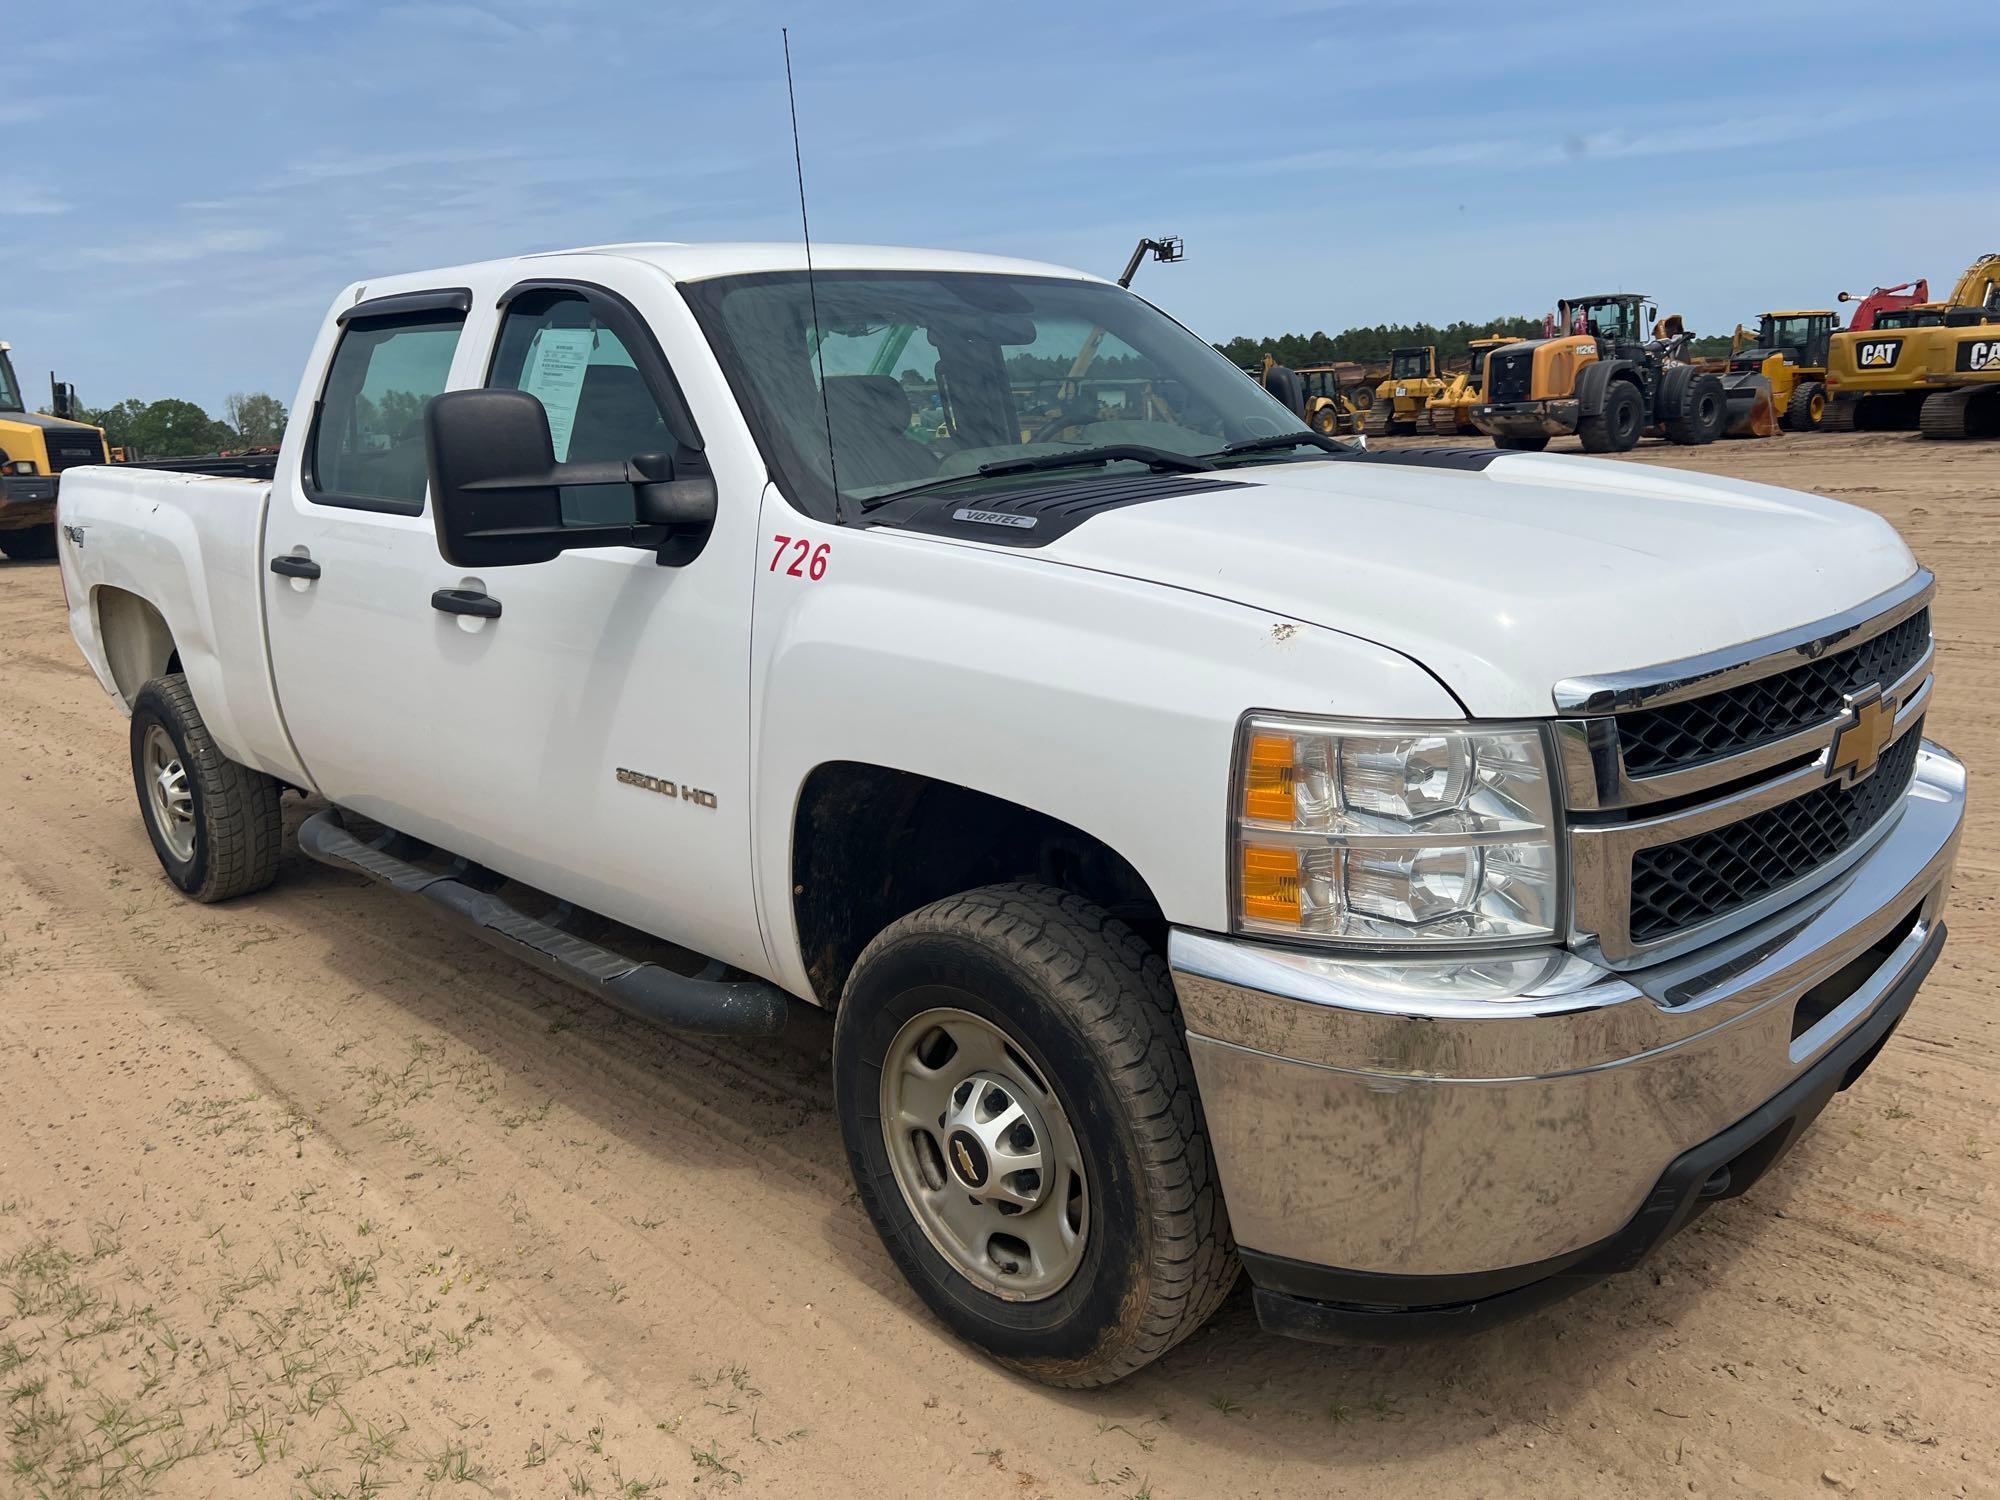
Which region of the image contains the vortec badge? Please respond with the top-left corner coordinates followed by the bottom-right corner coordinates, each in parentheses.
top-left (951, 508), bottom-right (1037, 530)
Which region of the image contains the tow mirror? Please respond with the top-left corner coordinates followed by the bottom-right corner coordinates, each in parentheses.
top-left (423, 388), bottom-right (717, 568)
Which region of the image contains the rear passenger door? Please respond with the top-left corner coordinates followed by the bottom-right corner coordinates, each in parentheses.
top-left (265, 288), bottom-right (474, 835)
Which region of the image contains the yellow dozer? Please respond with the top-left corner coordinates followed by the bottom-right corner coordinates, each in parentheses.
top-left (1364, 346), bottom-right (1445, 436)
top-left (1823, 254), bottom-right (2000, 435)
top-left (1424, 337), bottom-right (1522, 435)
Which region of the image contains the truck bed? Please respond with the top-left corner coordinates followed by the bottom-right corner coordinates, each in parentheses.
top-left (56, 462), bottom-right (310, 790)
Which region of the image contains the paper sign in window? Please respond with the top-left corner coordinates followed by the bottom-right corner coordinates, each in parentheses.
top-left (518, 327), bottom-right (596, 462)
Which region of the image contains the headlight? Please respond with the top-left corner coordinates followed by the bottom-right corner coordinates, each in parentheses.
top-left (1234, 716), bottom-right (1560, 945)
top-left (2, 460), bottom-right (38, 476)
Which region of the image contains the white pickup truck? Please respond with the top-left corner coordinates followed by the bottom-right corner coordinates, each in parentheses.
top-left (58, 243), bottom-right (1964, 1387)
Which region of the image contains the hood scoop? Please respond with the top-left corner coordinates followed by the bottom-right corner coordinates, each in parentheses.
top-left (868, 472), bottom-right (1246, 547)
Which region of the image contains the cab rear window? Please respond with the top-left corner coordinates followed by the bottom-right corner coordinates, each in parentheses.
top-left (308, 310), bottom-right (464, 513)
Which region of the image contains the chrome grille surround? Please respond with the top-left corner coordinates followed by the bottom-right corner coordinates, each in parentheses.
top-left (1554, 570), bottom-right (1936, 966)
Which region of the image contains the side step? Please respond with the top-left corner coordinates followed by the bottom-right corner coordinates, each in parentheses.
top-left (297, 810), bottom-right (789, 1037)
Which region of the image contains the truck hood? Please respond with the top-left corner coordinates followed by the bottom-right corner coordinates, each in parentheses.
top-left (1038, 452), bottom-right (1919, 717)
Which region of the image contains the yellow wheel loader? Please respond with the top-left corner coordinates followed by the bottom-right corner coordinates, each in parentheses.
top-left (1471, 294), bottom-right (1728, 453)
top-left (1823, 254), bottom-right (2000, 434)
top-left (1424, 336), bottom-right (1522, 435)
top-left (0, 344), bottom-right (112, 561)
top-left (1363, 347), bottom-right (1445, 436)
top-left (1720, 311), bottom-right (1836, 431)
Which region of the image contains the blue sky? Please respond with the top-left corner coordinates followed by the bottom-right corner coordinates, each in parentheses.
top-left (5, 0), bottom-right (1994, 416)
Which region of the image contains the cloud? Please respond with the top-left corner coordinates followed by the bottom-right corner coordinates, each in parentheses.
top-left (76, 227), bottom-right (278, 265)
top-left (0, 191), bottom-right (73, 217)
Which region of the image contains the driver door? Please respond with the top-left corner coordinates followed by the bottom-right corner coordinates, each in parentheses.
top-left (398, 271), bottom-right (766, 973)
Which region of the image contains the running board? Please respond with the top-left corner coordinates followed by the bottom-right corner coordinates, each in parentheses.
top-left (297, 810), bottom-right (788, 1037)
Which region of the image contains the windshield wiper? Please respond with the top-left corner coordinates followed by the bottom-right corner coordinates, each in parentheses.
top-left (1207, 431), bottom-right (1358, 461)
top-left (855, 443), bottom-right (1214, 515)
top-left (974, 444), bottom-right (1216, 478)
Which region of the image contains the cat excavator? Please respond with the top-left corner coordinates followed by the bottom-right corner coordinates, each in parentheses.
top-left (1824, 254), bottom-right (2000, 436)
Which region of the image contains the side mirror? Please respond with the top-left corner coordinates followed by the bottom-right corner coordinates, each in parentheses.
top-left (423, 388), bottom-right (717, 568)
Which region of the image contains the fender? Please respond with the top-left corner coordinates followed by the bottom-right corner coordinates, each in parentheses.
top-left (746, 499), bottom-right (1464, 1001)
top-left (1576, 358), bottom-right (1639, 417)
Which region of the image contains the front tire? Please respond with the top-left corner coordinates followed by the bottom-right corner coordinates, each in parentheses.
top-left (1785, 380), bottom-right (1826, 431)
top-left (130, 674), bottom-right (283, 902)
top-left (833, 884), bottom-right (1237, 1387)
top-left (1580, 380), bottom-right (1643, 452)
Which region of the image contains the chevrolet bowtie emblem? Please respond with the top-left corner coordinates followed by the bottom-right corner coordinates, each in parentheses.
top-left (1827, 686), bottom-right (1894, 787)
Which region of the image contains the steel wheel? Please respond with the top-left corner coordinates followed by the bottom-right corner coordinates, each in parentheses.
top-left (879, 1006), bottom-right (1088, 1300)
top-left (142, 723), bottom-right (196, 863)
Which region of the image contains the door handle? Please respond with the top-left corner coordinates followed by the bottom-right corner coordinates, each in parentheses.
top-left (431, 587), bottom-right (501, 619)
top-left (270, 554), bottom-right (321, 580)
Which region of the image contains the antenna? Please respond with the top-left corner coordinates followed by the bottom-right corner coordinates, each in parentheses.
top-left (783, 28), bottom-right (841, 522)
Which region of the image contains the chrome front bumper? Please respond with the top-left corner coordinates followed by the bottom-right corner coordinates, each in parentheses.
top-left (1171, 742), bottom-right (1965, 1318)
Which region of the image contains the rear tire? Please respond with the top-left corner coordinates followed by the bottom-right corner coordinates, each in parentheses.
top-left (0, 524), bottom-right (57, 561)
top-left (833, 883), bottom-right (1237, 1388)
top-left (130, 674), bottom-right (283, 902)
top-left (1493, 434), bottom-right (1549, 451)
top-left (1579, 380), bottom-right (1643, 453)
top-left (1785, 380), bottom-right (1826, 431)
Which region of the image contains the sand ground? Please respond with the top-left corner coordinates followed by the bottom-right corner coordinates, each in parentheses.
top-left (0, 428), bottom-right (1994, 1498)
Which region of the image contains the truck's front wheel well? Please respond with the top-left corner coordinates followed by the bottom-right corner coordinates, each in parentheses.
top-left (94, 587), bottom-right (178, 708)
top-left (790, 763), bottom-right (1165, 1007)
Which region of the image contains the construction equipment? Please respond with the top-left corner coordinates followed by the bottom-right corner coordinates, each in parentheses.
top-left (1289, 362), bottom-right (1372, 435)
top-left (1471, 293), bottom-right (1728, 453)
top-left (1424, 336), bottom-right (1521, 435)
top-left (1363, 347), bottom-right (1446, 436)
top-left (1823, 254), bottom-right (2000, 435)
top-left (1837, 279), bottom-right (1928, 332)
top-left (0, 343), bottom-right (113, 560)
top-left (1719, 311), bottom-right (1837, 431)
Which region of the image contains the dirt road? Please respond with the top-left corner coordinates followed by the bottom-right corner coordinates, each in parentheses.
top-left (2, 430), bottom-right (1995, 1498)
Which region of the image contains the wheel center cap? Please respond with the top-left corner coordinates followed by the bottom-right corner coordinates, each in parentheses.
top-left (947, 1131), bottom-right (989, 1189)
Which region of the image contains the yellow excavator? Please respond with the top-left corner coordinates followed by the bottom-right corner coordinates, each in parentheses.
top-left (1424, 337), bottom-right (1522, 435)
top-left (1823, 254), bottom-right (2000, 435)
top-left (0, 344), bottom-right (112, 561)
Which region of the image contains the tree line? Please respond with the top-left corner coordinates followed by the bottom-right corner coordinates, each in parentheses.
top-left (1214, 318), bottom-right (1735, 366)
top-left (73, 392), bottom-right (288, 460)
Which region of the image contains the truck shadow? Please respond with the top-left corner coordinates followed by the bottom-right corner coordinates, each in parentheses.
top-left (269, 796), bottom-right (1804, 1469)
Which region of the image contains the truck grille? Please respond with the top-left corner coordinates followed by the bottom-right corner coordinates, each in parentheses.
top-left (1487, 349), bottom-right (1534, 405)
top-left (1627, 721), bottom-right (1923, 944)
top-left (1621, 609), bottom-right (1931, 776)
top-left (45, 428), bottom-right (106, 471)
top-left (1558, 575), bottom-right (1936, 964)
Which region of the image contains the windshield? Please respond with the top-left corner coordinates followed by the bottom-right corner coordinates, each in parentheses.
top-left (1390, 349), bottom-right (1429, 379)
top-left (1874, 310), bottom-right (1941, 330)
top-left (0, 351), bottom-right (20, 412)
top-left (1574, 300), bottom-right (1638, 341)
top-left (1760, 316), bottom-right (1817, 350)
top-left (680, 270), bottom-right (1310, 517)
